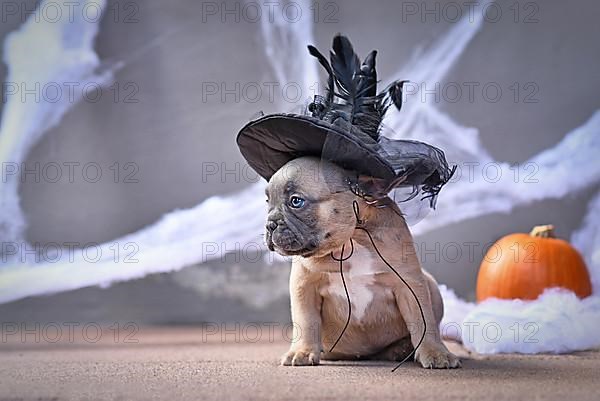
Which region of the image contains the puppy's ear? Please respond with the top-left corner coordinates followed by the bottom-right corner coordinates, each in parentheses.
top-left (352, 175), bottom-right (397, 200)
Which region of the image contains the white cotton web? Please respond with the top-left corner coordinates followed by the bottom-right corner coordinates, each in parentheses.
top-left (411, 111), bottom-right (600, 236)
top-left (258, 0), bottom-right (319, 109)
top-left (571, 191), bottom-right (600, 292)
top-left (438, 284), bottom-right (475, 341)
top-left (461, 289), bottom-right (600, 354)
top-left (0, 0), bottom-right (110, 257)
top-left (0, 182), bottom-right (269, 303)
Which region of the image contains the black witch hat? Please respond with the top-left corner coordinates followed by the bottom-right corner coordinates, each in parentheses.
top-left (237, 34), bottom-right (454, 208)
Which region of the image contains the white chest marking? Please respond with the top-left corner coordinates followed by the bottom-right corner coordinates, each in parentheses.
top-left (327, 244), bottom-right (377, 321)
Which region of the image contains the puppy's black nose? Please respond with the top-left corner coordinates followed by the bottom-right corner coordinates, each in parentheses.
top-left (266, 220), bottom-right (278, 233)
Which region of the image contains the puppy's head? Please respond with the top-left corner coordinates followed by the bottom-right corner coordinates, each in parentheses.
top-left (265, 157), bottom-right (358, 258)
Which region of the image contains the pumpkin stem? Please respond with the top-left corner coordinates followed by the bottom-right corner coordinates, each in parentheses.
top-left (530, 224), bottom-right (556, 238)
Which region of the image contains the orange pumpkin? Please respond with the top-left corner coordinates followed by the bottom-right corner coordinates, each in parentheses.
top-left (476, 225), bottom-right (592, 302)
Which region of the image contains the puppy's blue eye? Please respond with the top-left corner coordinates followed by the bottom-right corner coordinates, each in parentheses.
top-left (289, 195), bottom-right (305, 208)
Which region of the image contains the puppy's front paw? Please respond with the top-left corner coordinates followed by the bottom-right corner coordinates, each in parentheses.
top-left (415, 343), bottom-right (461, 369)
top-left (281, 349), bottom-right (320, 366)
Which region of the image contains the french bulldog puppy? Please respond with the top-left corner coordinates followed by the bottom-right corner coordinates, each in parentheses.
top-left (265, 156), bottom-right (460, 369)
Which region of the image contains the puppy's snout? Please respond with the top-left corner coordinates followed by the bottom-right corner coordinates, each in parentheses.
top-left (266, 220), bottom-right (278, 233)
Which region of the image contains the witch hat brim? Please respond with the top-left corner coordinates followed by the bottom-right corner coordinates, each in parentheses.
top-left (236, 35), bottom-right (455, 207)
top-left (237, 113), bottom-right (393, 181)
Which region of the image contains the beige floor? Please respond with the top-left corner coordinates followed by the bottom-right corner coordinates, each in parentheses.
top-left (1, 327), bottom-right (599, 401)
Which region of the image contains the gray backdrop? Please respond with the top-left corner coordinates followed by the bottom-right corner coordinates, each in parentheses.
top-left (1, 0), bottom-right (599, 324)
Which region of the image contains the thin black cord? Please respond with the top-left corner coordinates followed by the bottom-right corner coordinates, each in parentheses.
top-left (355, 225), bottom-right (426, 371)
top-left (328, 239), bottom-right (354, 353)
top-left (328, 200), bottom-right (427, 372)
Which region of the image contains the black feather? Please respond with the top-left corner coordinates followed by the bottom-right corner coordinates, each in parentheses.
top-left (376, 80), bottom-right (409, 118)
top-left (389, 80), bottom-right (408, 110)
top-left (307, 45), bottom-right (334, 103)
top-left (326, 35), bottom-right (380, 138)
top-left (307, 35), bottom-right (410, 141)
top-left (358, 50), bottom-right (377, 98)
top-left (330, 35), bottom-right (361, 100)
